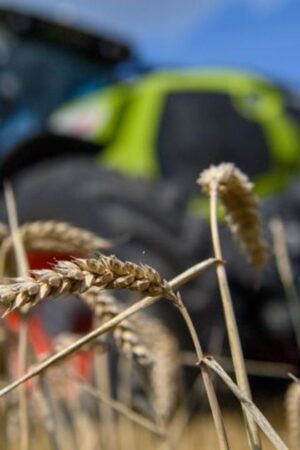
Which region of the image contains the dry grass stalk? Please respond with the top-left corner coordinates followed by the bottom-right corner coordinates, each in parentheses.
top-left (63, 373), bottom-right (165, 437)
top-left (174, 294), bottom-right (229, 450)
top-left (94, 351), bottom-right (118, 450)
top-left (198, 163), bottom-right (262, 450)
top-left (270, 218), bottom-right (300, 352)
top-left (0, 325), bottom-right (8, 448)
top-left (0, 222), bottom-right (8, 242)
top-left (0, 254), bottom-right (178, 314)
top-left (285, 381), bottom-right (300, 450)
top-left (202, 356), bottom-right (288, 450)
top-left (117, 357), bottom-right (136, 450)
top-left (182, 352), bottom-right (296, 379)
top-left (32, 379), bottom-right (62, 450)
top-left (83, 288), bottom-right (152, 365)
top-left (52, 332), bottom-right (106, 354)
top-left (89, 287), bottom-right (119, 450)
top-left (4, 181), bottom-right (30, 450)
top-left (198, 162), bottom-right (268, 267)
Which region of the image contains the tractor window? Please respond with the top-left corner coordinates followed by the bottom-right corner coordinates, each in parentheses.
top-left (156, 92), bottom-right (270, 192)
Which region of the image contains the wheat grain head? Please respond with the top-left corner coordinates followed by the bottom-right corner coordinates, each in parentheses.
top-left (0, 220), bottom-right (111, 261)
top-left (197, 163), bottom-right (268, 267)
top-left (0, 254), bottom-right (178, 314)
top-left (136, 317), bottom-right (182, 423)
top-left (83, 288), bottom-right (153, 366)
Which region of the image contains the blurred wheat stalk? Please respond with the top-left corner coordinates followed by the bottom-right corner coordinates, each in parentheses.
top-left (0, 163), bottom-right (292, 450)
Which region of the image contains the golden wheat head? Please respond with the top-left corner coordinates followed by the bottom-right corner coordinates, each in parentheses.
top-left (0, 253), bottom-right (178, 314)
top-left (83, 288), bottom-right (153, 366)
top-left (197, 163), bottom-right (268, 267)
top-left (137, 317), bottom-right (182, 422)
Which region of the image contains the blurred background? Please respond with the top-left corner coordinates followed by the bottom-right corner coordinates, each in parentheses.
top-left (0, 0), bottom-right (299, 370)
top-left (0, 1), bottom-right (300, 449)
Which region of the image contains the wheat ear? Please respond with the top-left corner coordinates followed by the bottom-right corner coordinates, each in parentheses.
top-left (83, 288), bottom-right (152, 365)
top-left (86, 290), bottom-right (180, 434)
top-left (0, 220), bottom-right (112, 277)
top-left (198, 163), bottom-right (268, 267)
top-left (198, 163), bottom-right (262, 450)
top-left (0, 253), bottom-right (178, 314)
top-left (19, 220), bottom-right (111, 252)
top-left (285, 381), bottom-right (300, 450)
top-left (137, 317), bottom-right (181, 423)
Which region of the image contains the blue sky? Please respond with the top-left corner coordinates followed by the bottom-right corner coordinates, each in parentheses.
top-left (0, 0), bottom-right (299, 85)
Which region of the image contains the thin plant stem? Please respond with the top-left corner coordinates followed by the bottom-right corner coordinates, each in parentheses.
top-left (4, 181), bottom-right (30, 450)
top-left (176, 295), bottom-right (229, 450)
top-left (117, 358), bottom-right (136, 450)
top-left (35, 377), bottom-right (62, 450)
top-left (50, 387), bottom-right (80, 450)
top-left (169, 325), bottom-right (225, 445)
top-left (202, 356), bottom-right (288, 450)
top-left (182, 352), bottom-right (296, 379)
top-left (0, 324), bottom-right (9, 450)
top-left (17, 320), bottom-right (29, 450)
top-left (285, 380), bottom-right (300, 450)
top-left (209, 181), bottom-right (260, 450)
top-left (270, 218), bottom-right (300, 353)
top-left (95, 351), bottom-right (119, 450)
top-left (68, 374), bottom-right (165, 436)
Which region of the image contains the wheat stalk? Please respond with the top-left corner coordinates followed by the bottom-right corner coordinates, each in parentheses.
top-left (198, 163), bottom-right (268, 267)
top-left (0, 222), bottom-right (8, 242)
top-left (4, 181), bottom-right (30, 450)
top-left (83, 288), bottom-right (152, 366)
top-left (52, 332), bottom-right (106, 355)
top-left (60, 372), bottom-right (165, 437)
top-left (198, 163), bottom-right (263, 450)
top-left (285, 381), bottom-right (300, 450)
top-left (32, 378), bottom-right (62, 450)
top-left (270, 218), bottom-right (300, 353)
top-left (202, 356), bottom-right (288, 450)
top-left (0, 254), bottom-right (178, 314)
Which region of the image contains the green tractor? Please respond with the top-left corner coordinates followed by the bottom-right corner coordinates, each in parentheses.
top-left (3, 69), bottom-right (300, 203)
top-left (0, 7), bottom-right (300, 369)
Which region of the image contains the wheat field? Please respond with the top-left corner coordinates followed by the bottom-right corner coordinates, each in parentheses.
top-left (0, 164), bottom-right (297, 450)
